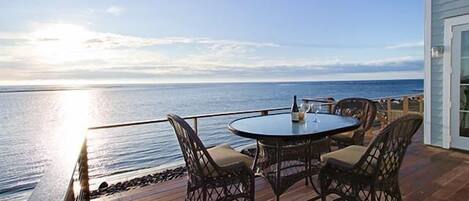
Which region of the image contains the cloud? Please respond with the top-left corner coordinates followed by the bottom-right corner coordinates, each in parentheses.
top-left (106, 6), bottom-right (124, 16)
top-left (0, 23), bottom-right (280, 66)
top-left (0, 55), bottom-right (423, 85)
top-left (385, 41), bottom-right (424, 49)
top-left (0, 23), bottom-right (424, 84)
top-left (82, 35), bottom-right (279, 49)
top-left (13, 56), bottom-right (422, 82)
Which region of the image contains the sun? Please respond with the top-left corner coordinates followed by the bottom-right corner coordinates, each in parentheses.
top-left (30, 23), bottom-right (94, 64)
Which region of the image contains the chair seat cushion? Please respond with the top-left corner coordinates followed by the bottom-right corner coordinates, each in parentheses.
top-left (321, 145), bottom-right (367, 167)
top-left (330, 131), bottom-right (354, 142)
top-left (207, 144), bottom-right (253, 171)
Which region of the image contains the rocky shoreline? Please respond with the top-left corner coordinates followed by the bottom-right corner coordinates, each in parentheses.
top-left (90, 145), bottom-right (257, 199)
top-left (90, 166), bottom-right (186, 199)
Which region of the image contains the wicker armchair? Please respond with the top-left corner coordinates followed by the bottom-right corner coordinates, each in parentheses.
top-left (330, 98), bottom-right (377, 148)
top-left (168, 114), bottom-right (255, 201)
top-left (318, 114), bottom-right (423, 201)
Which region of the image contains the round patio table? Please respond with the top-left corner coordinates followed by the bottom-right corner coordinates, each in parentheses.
top-left (228, 113), bottom-right (360, 201)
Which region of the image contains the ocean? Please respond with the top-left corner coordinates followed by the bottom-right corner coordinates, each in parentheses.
top-left (0, 79), bottom-right (423, 200)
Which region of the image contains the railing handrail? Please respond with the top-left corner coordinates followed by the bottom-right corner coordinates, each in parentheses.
top-left (28, 131), bottom-right (86, 201)
top-left (370, 93), bottom-right (423, 101)
top-left (88, 107), bottom-right (291, 130)
top-left (88, 93), bottom-right (424, 130)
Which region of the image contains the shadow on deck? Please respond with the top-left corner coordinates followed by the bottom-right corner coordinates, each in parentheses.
top-left (96, 129), bottom-right (469, 201)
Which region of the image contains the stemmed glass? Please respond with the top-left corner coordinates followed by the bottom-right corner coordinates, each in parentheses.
top-left (310, 103), bottom-right (322, 122)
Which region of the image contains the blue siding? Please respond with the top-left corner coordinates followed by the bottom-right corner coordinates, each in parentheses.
top-left (431, 0), bottom-right (469, 146)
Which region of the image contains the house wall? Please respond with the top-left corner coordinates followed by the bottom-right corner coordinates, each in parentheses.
top-left (430, 0), bottom-right (469, 146)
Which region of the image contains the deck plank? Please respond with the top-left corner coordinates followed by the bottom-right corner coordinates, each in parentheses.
top-left (95, 129), bottom-right (469, 201)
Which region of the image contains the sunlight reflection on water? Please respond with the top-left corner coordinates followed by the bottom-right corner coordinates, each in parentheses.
top-left (53, 90), bottom-right (91, 161)
top-left (28, 90), bottom-right (92, 201)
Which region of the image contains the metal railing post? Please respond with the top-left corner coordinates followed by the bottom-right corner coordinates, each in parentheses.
top-left (326, 98), bottom-right (334, 113)
top-left (193, 118), bottom-right (198, 134)
top-left (403, 96), bottom-right (409, 115)
top-left (418, 95), bottom-right (424, 114)
top-left (387, 98), bottom-right (392, 124)
top-left (65, 181), bottom-right (75, 201)
top-left (78, 139), bottom-right (90, 201)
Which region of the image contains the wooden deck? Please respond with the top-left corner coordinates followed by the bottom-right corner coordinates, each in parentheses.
top-left (96, 129), bottom-right (469, 201)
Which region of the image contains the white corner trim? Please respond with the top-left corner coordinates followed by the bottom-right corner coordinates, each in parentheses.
top-left (424, 0), bottom-right (432, 145)
top-left (442, 20), bottom-right (452, 149)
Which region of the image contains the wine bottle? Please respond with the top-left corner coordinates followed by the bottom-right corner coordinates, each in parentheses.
top-left (291, 95), bottom-right (300, 122)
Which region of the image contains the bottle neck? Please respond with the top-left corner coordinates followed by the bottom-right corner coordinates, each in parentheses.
top-left (291, 96), bottom-right (298, 112)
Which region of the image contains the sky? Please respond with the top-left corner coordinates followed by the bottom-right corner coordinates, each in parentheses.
top-left (0, 0), bottom-right (424, 85)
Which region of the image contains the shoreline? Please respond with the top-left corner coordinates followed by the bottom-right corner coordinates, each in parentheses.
top-left (90, 165), bottom-right (186, 198)
top-left (89, 146), bottom-right (258, 198)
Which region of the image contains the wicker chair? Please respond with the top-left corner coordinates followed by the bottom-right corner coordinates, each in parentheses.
top-left (330, 98), bottom-right (377, 148)
top-left (318, 114), bottom-right (423, 201)
top-left (168, 114), bottom-right (255, 201)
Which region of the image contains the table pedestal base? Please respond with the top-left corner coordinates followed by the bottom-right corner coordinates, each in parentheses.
top-left (253, 138), bottom-right (328, 200)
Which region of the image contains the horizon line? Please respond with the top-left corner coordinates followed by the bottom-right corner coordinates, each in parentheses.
top-left (0, 78), bottom-right (423, 87)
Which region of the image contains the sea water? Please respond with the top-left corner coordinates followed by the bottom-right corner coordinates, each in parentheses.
top-left (0, 79), bottom-right (422, 200)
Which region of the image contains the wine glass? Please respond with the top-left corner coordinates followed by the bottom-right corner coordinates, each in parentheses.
top-left (310, 103), bottom-right (322, 122)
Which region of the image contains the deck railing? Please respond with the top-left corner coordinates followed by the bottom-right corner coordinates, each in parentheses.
top-left (28, 94), bottom-right (423, 201)
top-left (373, 94), bottom-right (424, 127)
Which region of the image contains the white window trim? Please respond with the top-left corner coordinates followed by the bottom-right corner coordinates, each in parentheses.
top-left (442, 14), bottom-right (469, 149)
top-left (424, 0), bottom-right (432, 145)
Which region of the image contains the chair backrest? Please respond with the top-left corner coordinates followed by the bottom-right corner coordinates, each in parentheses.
top-left (167, 114), bottom-right (219, 184)
top-left (355, 114), bottom-right (423, 179)
top-left (333, 98), bottom-right (377, 132)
